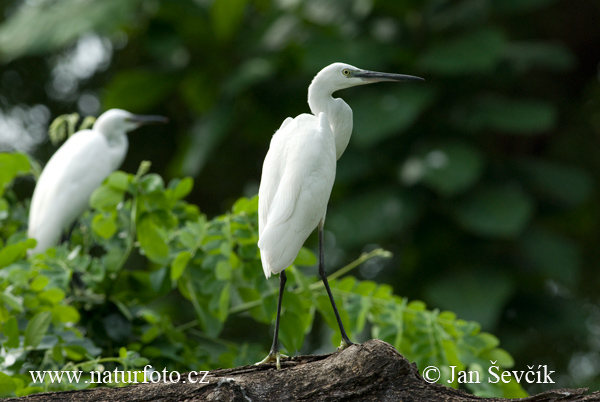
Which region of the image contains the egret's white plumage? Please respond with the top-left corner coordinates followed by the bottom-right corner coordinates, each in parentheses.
top-left (258, 62), bottom-right (423, 278)
top-left (256, 62), bottom-right (423, 367)
top-left (258, 112), bottom-right (336, 278)
top-left (28, 109), bottom-right (167, 254)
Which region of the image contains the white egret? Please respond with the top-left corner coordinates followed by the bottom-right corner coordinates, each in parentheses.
top-left (257, 63), bottom-right (423, 368)
top-left (28, 108), bottom-right (168, 255)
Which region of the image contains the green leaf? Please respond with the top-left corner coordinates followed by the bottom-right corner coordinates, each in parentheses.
top-left (107, 171), bottom-right (130, 191)
top-left (210, 0), bottom-right (248, 42)
top-left (463, 97), bottom-right (557, 134)
top-left (169, 177), bottom-right (194, 201)
top-left (0, 153), bottom-right (30, 195)
top-left (30, 275), bottom-right (49, 291)
top-left (217, 283), bottom-right (231, 322)
top-left (140, 173), bottom-right (165, 194)
top-left (0, 242), bottom-right (30, 269)
top-left (452, 185), bottom-right (534, 238)
top-left (38, 288), bottom-right (65, 305)
top-left (137, 214), bottom-right (169, 263)
top-left (0, 372), bottom-right (18, 397)
top-left (1, 292), bottom-right (23, 312)
top-left (232, 195), bottom-right (258, 215)
top-left (171, 251), bottom-right (191, 282)
top-left (419, 29), bottom-right (506, 75)
top-left (52, 305), bottom-right (80, 323)
top-left (3, 316), bottom-right (20, 349)
top-left (215, 260), bottom-right (232, 280)
top-left (24, 311), bottom-right (52, 348)
top-left (91, 213), bottom-right (118, 239)
top-left (90, 185), bottom-right (124, 211)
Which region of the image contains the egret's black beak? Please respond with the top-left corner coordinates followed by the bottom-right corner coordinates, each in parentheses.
top-left (130, 114), bottom-right (169, 126)
top-left (355, 70), bottom-right (424, 83)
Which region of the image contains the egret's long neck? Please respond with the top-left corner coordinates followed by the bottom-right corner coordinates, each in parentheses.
top-left (102, 130), bottom-right (129, 170)
top-left (308, 84), bottom-right (353, 160)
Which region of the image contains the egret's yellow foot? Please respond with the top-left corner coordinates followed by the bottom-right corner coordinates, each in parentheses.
top-left (255, 351), bottom-right (288, 370)
top-left (337, 339), bottom-right (354, 351)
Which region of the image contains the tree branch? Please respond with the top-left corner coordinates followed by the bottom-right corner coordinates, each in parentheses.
top-left (7, 340), bottom-right (600, 402)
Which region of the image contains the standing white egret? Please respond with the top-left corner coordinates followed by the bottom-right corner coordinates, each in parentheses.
top-left (28, 108), bottom-right (168, 255)
top-left (257, 63), bottom-right (424, 368)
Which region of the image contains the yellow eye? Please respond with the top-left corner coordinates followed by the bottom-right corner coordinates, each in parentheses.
top-left (342, 69), bottom-right (351, 76)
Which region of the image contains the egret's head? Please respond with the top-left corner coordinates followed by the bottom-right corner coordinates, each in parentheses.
top-left (312, 62), bottom-right (424, 94)
top-left (94, 109), bottom-right (168, 136)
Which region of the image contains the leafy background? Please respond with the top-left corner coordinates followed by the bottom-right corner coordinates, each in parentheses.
top-left (1, 0), bottom-right (600, 397)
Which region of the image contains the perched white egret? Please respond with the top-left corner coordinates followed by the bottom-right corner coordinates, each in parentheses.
top-left (257, 63), bottom-right (423, 368)
top-left (28, 109), bottom-right (168, 255)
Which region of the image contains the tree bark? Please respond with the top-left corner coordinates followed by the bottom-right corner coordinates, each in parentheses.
top-left (6, 339), bottom-right (600, 402)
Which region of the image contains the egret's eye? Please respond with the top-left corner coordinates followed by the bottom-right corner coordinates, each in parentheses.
top-left (342, 69), bottom-right (351, 76)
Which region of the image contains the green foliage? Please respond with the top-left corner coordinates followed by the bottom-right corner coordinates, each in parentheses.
top-left (0, 0), bottom-right (137, 62)
top-left (0, 152), bottom-right (525, 398)
top-left (48, 113), bottom-right (96, 146)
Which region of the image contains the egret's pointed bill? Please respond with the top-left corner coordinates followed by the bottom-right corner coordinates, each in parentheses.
top-left (128, 114), bottom-right (169, 126)
top-left (355, 70), bottom-right (424, 83)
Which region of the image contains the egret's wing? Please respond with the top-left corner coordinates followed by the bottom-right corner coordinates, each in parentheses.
top-left (258, 117), bottom-right (298, 236)
top-left (258, 113), bottom-right (336, 277)
top-left (28, 130), bottom-right (113, 253)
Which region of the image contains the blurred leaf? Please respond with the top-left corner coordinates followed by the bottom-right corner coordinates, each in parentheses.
top-left (520, 228), bottom-right (581, 286)
top-left (3, 316), bottom-right (20, 348)
top-left (30, 276), bottom-right (49, 292)
top-left (91, 214), bottom-right (117, 239)
top-left (169, 177), bottom-right (194, 201)
top-left (426, 269), bottom-right (513, 330)
top-left (90, 185), bottom-right (124, 211)
top-left (419, 28), bottom-right (506, 75)
top-left (0, 0), bottom-right (136, 62)
top-left (452, 185), bottom-right (534, 238)
top-left (293, 247), bottom-right (317, 267)
top-left (328, 189), bottom-right (420, 248)
top-left (462, 97), bottom-right (557, 134)
top-left (137, 214), bottom-right (169, 264)
top-left (176, 106), bottom-right (234, 177)
top-left (107, 171), bottom-right (130, 192)
top-left (0, 241), bottom-right (33, 269)
top-left (503, 42), bottom-right (576, 72)
top-left (171, 251), bottom-right (191, 282)
top-left (140, 174), bottom-right (165, 194)
top-left (52, 305), bottom-right (80, 323)
top-left (24, 311), bottom-right (52, 348)
top-left (352, 86), bottom-right (435, 148)
top-left (0, 372), bottom-right (18, 397)
top-left (403, 141), bottom-right (485, 196)
top-left (211, 0), bottom-right (248, 42)
top-left (511, 158), bottom-right (594, 207)
top-left (104, 70), bottom-right (177, 111)
top-left (0, 153), bottom-right (30, 195)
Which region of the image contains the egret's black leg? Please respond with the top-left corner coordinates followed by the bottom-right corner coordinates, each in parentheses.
top-left (318, 221), bottom-right (353, 349)
top-left (255, 270), bottom-right (288, 369)
top-left (270, 270), bottom-right (286, 355)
